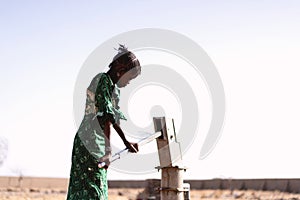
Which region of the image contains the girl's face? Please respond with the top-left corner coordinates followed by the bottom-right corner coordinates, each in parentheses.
top-left (116, 69), bottom-right (138, 88)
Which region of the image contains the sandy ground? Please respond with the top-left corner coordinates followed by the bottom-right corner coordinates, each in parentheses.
top-left (1, 188), bottom-right (300, 200)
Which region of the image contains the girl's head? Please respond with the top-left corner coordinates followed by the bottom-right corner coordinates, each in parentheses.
top-left (108, 45), bottom-right (141, 87)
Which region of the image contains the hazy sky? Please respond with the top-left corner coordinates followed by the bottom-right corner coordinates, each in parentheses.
top-left (0, 0), bottom-right (300, 180)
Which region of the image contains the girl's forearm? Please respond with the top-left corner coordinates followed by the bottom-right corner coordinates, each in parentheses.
top-left (104, 120), bottom-right (112, 148)
top-left (112, 123), bottom-right (128, 145)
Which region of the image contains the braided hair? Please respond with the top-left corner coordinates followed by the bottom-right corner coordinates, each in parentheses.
top-left (109, 44), bottom-right (141, 78)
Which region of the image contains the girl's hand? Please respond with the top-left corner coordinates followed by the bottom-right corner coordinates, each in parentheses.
top-left (124, 141), bottom-right (139, 153)
top-left (99, 152), bottom-right (111, 169)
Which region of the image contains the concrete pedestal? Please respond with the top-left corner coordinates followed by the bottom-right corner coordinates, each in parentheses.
top-left (160, 167), bottom-right (185, 200)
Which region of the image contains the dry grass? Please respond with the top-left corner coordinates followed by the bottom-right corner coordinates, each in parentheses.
top-left (1, 188), bottom-right (300, 200)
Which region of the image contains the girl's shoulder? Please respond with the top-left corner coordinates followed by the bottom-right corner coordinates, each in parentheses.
top-left (88, 73), bottom-right (112, 91)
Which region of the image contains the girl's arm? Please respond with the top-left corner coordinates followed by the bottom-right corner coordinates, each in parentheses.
top-left (112, 123), bottom-right (139, 153)
top-left (104, 120), bottom-right (111, 149)
top-left (99, 120), bottom-right (112, 168)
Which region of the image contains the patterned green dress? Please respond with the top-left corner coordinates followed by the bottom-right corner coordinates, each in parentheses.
top-left (67, 73), bottom-right (126, 200)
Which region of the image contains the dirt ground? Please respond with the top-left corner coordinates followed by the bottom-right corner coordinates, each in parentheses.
top-left (1, 188), bottom-right (300, 200)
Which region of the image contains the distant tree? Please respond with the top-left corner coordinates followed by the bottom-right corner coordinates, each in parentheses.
top-left (11, 167), bottom-right (24, 188)
top-left (17, 169), bottom-right (24, 188)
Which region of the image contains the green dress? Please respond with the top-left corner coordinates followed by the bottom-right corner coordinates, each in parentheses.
top-left (67, 73), bottom-right (126, 200)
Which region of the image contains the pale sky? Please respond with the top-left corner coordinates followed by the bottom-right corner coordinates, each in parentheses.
top-left (0, 0), bottom-right (300, 180)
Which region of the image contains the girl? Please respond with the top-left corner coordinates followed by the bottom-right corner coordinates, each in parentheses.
top-left (67, 45), bottom-right (141, 200)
